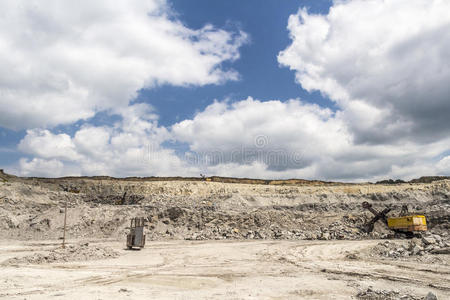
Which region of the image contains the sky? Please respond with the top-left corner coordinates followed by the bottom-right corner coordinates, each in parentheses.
top-left (0, 0), bottom-right (449, 182)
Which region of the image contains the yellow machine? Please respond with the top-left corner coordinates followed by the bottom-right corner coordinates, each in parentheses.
top-left (387, 215), bottom-right (427, 232)
top-left (362, 201), bottom-right (427, 234)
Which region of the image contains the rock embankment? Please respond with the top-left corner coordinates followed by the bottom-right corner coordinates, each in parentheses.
top-left (0, 172), bottom-right (449, 241)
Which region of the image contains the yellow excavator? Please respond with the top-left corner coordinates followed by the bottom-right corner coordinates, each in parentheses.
top-left (362, 202), bottom-right (427, 235)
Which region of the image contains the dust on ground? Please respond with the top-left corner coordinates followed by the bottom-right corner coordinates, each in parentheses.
top-left (0, 239), bottom-right (448, 299)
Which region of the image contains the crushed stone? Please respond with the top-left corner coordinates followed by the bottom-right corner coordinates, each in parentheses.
top-left (2, 243), bottom-right (119, 265)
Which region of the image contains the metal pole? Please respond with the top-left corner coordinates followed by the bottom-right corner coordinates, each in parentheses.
top-left (62, 200), bottom-right (67, 248)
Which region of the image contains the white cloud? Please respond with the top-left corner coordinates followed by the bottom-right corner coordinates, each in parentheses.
top-left (437, 156), bottom-right (450, 174)
top-left (18, 129), bottom-right (80, 161)
top-left (15, 96), bottom-right (450, 181)
top-left (172, 97), bottom-right (350, 162)
top-left (278, 0), bottom-right (450, 144)
top-left (15, 103), bottom-right (198, 177)
top-left (18, 158), bottom-right (68, 178)
top-left (172, 98), bottom-right (450, 181)
top-left (0, 0), bottom-right (247, 129)
top-left (8, 0), bottom-right (450, 181)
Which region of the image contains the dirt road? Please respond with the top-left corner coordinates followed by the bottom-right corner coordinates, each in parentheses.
top-left (1, 239), bottom-right (449, 299)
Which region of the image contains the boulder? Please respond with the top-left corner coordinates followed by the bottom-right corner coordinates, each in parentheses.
top-left (321, 232), bottom-right (331, 240)
top-left (422, 236), bottom-right (436, 245)
top-left (424, 292), bottom-right (438, 300)
top-left (412, 245), bottom-right (423, 255)
top-left (430, 247), bottom-right (450, 255)
top-left (432, 235), bottom-right (442, 243)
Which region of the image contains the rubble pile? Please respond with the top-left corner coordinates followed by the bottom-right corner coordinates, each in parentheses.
top-left (2, 243), bottom-right (119, 265)
top-left (370, 233), bottom-right (450, 259)
top-left (356, 287), bottom-right (436, 300)
top-left (141, 206), bottom-right (369, 241)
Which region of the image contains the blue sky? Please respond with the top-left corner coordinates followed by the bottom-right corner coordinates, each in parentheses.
top-left (1, 0), bottom-right (333, 164)
top-left (0, 0), bottom-right (449, 181)
top-left (140, 0), bottom-right (334, 127)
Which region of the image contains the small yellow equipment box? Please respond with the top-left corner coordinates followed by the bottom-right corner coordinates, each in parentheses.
top-left (387, 215), bottom-right (427, 232)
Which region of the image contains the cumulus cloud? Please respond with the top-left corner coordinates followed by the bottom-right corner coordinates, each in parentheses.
top-left (19, 129), bottom-right (80, 161)
top-left (437, 156), bottom-right (450, 174)
top-left (171, 98), bottom-right (450, 181)
top-left (16, 103), bottom-right (198, 177)
top-left (15, 95), bottom-right (450, 181)
top-left (0, 0), bottom-right (247, 129)
top-left (278, 0), bottom-right (450, 144)
top-left (172, 97), bottom-right (349, 170)
top-left (8, 0), bottom-right (450, 181)
top-left (19, 158), bottom-right (67, 178)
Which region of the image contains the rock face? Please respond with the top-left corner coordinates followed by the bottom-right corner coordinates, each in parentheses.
top-left (0, 173), bottom-right (449, 241)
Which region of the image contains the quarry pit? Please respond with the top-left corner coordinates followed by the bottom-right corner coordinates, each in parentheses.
top-left (0, 170), bottom-right (449, 299)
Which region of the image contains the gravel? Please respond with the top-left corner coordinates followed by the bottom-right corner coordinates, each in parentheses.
top-left (2, 243), bottom-right (119, 265)
top-left (356, 287), bottom-right (437, 300)
top-left (368, 233), bottom-right (450, 259)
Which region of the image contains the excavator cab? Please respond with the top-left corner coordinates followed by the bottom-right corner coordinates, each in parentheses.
top-left (387, 215), bottom-right (427, 232)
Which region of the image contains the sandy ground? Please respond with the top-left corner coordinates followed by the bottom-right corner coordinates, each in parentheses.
top-left (1, 239), bottom-right (449, 299)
